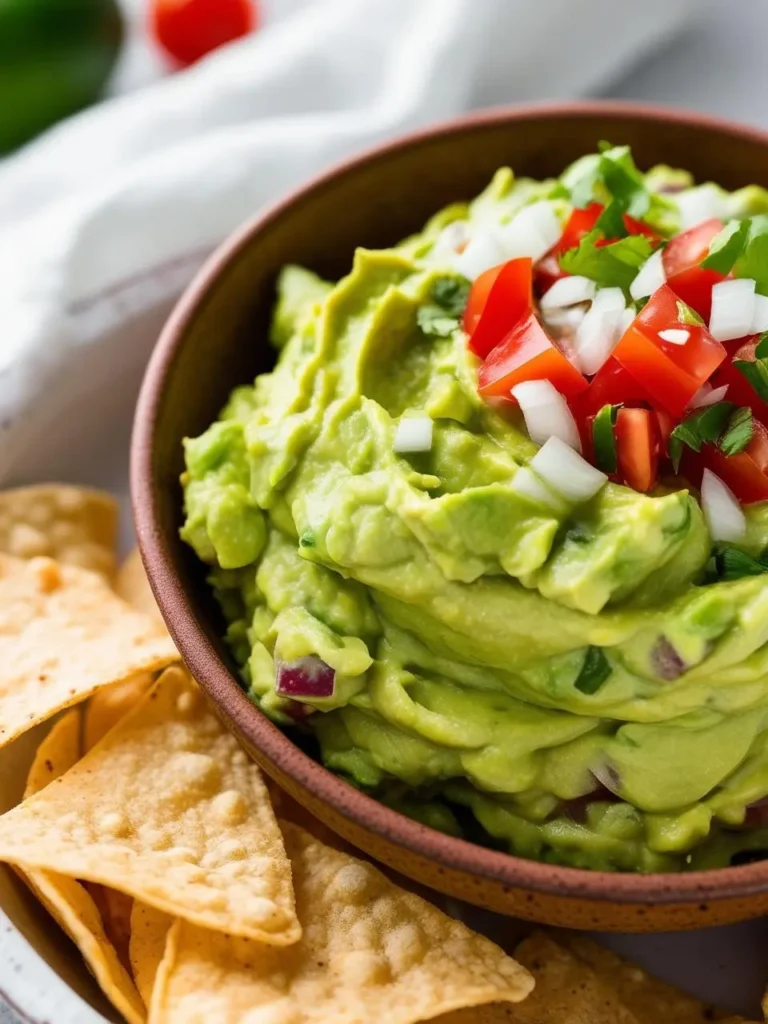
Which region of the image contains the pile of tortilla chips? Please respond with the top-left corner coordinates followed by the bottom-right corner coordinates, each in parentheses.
top-left (0, 484), bottom-right (759, 1023)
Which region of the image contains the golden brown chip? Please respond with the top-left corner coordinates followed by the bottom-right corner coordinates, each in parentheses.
top-left (0, 666), bottom-right (300, 945)
top-left (0, 554), bottom-right (178, 749)
top-left (0, 485), bottom-right (117, 578)
top-left (130, 902), bottom-right (174, 1009)
top-left (561, 935), bottom-right (752, 1023)
top-left (116, 548), bottom-right (167, 630)
top-left (86, 883), bottom-right (134, 970)
top-left (147, 821), bottom-right (532, 1024)
top-left (84, 674), bottom-right (154, 752)
top-left (18, 708), bottom-right (145, 1024)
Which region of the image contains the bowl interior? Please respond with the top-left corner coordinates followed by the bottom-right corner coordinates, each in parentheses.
top-left (134, 104), bottom-right (768, 910)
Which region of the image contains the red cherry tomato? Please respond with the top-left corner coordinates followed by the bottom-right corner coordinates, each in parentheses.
top-left (709, 336), bottom-right (768, 425)
top-left (150, 0), bottom-right (258, 67)
top-left (478, 314), bottom-right (588, 400)
top-left (615, 407), bottom-right (658, 493)
top-left (612, 284), bottom-right (726, 417)
top-left (466, 258), bottom-right (533, 359)
top-left (662, 218), bottom-right (725, 321)
top-left (701, 419), bottom-right (768, 504)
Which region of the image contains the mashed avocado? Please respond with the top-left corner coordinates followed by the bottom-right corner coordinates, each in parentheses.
top-left (181, 159), bottom-right (768, 872)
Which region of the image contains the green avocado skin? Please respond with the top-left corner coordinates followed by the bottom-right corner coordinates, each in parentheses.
top-left (0, 0), bottom-right (123, 153)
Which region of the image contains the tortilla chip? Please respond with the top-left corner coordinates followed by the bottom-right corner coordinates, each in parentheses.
top-left (130, 901), bottom-right (174, 1009)
top-left (0, 485), bottom-right (117, 578)
top-left (0, 554), bottom-right (178, 749)
top-left (148, 821), bottom-right (532, 1024)
top-left (84, 674), bottom-right (154, 752)
top-left (560, 936), bottom-right (752, 1023)
top-left (18, 708), bottom-right (145, 1024)
top-left (116, 548), bottom-right (167, 630)
top-left (86, 883), bottom-right (134, 970)
top-left (0, 666), bottom-right (300, 945)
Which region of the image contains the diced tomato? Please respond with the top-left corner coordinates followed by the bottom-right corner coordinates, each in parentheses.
top-left (654, 407), bottom-right (676, 457)
top-left (612, 284), bottom-right (726, 417)
top-left (701, 419), bottom-right (768, 504)
top-left (710, 336), bottom-right (768, 425)
top-left (478, 314), bottom-right (588, 400)
top-left (623, 214), bottom-right (661, 242)
top-left (150, 0), bottom-right (258, 66)
top-left (662, 218), bottom-right (726, 321)
top-left (575, 358), bottom-right (654, 419)
top-left (466, 258), bottom-right (533, 358)
top-left (615, 407), bottom-right (658, 493)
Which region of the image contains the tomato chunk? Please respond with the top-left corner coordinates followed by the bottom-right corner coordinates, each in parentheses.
top-left (466, 258), bottom-right (533, 358)
top-left (702, 419), bottom-right (768, 504)
top-left (615, 408), bottom-right (658, 492)
top-left (478, 314), bottom-right (588, 400)
top-left (575, 358), bottom-right (654, 419)
top-left (612, 284), bottom-right (726, 417)
top-left (662, 218), bottom-right (725, 321)
top-left (710, 336), bottom-right (768, 425)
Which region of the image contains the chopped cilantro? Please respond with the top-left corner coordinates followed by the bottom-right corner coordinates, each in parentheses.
top-left (592, 404), bottom-right (620, 474)
top-left (668, 402), bottom-right (752, 472)
top-left (559, 229), bottom-right (653, 292)
top-left (734, 333), bottom-right (768, 402)
top-left (417, 275), bottom-right (471, 338)
top-left (574, 646), bottom-right (612, 695)
top-left (719, 406), bottom-right (753, 456)
top-left (711, 543), bottom-right (768, 581)
top-left (701, 215), bottom-right (768, 293)
top-left (417, 307), bottom-right (460, 337)
top-left (676, 299), bottom-right (704, 326)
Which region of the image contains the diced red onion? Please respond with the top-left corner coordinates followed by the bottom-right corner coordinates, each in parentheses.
top-left (276, 656), bottom-right (336, 699)
top-left (651, 636), bottom-right (687, 681)
top-left (676, 184), bottom-right (729, 230)
top-left (751, 293), bottom-right (768, 334)
top-left (454, 227), bottom-right (504, 280)
top-left (629, 249), bottom-right (666, 301)
top-left (590, 762), bottom-right (622, 797)
top-left (689, 382), bottom-right (729, 409)
top-left (530, 436), bottom-right (607, 505)
top-left (511, 380), bottom-right (582, 452)
top-left (701, 468), bottom-right (746, 542)
top-left (709, 279), bottom-right (756, 342)
top-left (540, 275), bottom-right (595, 311)
top-left (496, 201), bottom-right (562, 263)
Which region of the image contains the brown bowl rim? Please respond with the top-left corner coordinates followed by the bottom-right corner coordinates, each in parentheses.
top-left (132, 99), bottom-right (768, 906)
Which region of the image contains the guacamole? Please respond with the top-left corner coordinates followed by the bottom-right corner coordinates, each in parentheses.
top-left (181, 149), bottom-right (768, 872)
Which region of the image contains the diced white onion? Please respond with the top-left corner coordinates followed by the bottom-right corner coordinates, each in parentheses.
top-left (689, 383), bottom-right (729, 409)
top-left (701, 469), bottom-right (746, 542)
top-left (495, 201), bottom-right (562, 264)
top-left (543, 304), bottom-right (588, 338)
top-left (629, 249), bottom-right (666, 301)
top-left (434, 220), bottom-right (470, 255)
top-left (751, 293), bottom-right (768, 334)
top-left (530, 436), bottom-right (607, 504)
top-left (511, 380), bottom-right (581, 452)
top-left (394, 416), bottom-right (433, 453)
top-left (675, 184), bottom-right (729, 231)
top-left (509, 467), bottom-right (565, 511)
top-left (618, 307), bottom-right (636, 336)
top-left (709, 278), bottom-right (757, 342)
top-left (453, 227), bottom-right (504, 280)
top-left (574, 287), bottom-right (626, 376)
top-left (540, 275), bottom-right (596, 311)
top-left (658, 328), bottom-right (690, 346)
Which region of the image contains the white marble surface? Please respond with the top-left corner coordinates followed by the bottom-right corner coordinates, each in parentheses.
top-left (4, 1), bottom-right (768, 1021)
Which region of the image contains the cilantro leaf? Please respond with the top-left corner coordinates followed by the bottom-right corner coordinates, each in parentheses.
top-left (559, 229), bottom-right (653, 292)
top-left (596, 200), bottom-right (628, 239)
top-left (701, 215), bottom-right (768, 293)
top-left (676, 299), bottom-right (705, 326)
top-left (430, 275), bottom-right (470, 317)
top-left (592, 404), bottom-right (620, 474)
top-left (734, 333), bottom-right (768, 402)
top-left (668, 402), bottom-right (736, 472)
top-left (712, 543), bottom-right (768, 581)
top-left (720, 406), bottom-right (753, 456)
top-left (417, 306), bottom-right (459, 338)
top-left (574, 646), bottom-right (612, 695)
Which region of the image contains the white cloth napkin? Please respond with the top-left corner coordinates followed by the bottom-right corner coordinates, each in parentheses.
top-left (0, 0), bottom-right (694, 487)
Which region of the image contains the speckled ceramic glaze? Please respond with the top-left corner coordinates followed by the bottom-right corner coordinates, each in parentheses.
top-left (132, 102), bottom-right (768, 932)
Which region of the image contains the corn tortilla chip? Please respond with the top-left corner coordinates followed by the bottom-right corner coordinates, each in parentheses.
top-left (0, 666), bottom-right (300, 944)
top-left (84, 674), bottom-right (154, 752)
top-left (0, 485), bottom-right (117, 578)
top-left (18, 708), bottom-right (145, 1024)
top-left (117, 548), bottom-right (167, 631)
top-left (560, 935), bottom-right (751, 1022)
top-left (0, 554), bottom-right (178, 749)
top-left (86, 883), bottom-right (134, 970)
top-left (130, 901), bottom-right (174, 1009)
top-left (148, 821), bottom-right (532, 1024)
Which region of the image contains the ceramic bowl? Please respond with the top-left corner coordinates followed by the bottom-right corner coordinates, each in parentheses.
top-left (132, 101), bottom-right (768, 932)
